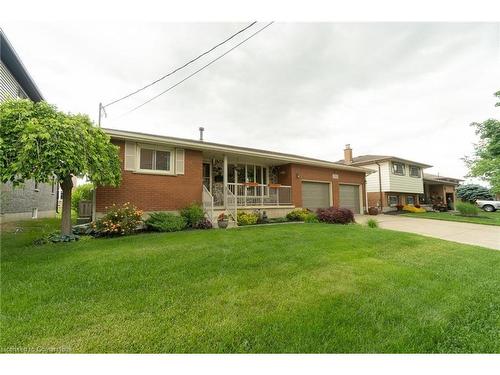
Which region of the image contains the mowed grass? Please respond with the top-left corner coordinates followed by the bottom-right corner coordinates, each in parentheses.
top-left (1, 219), bottom-right (499, 353)
top-left (401, 211), bottom-right (500, 226)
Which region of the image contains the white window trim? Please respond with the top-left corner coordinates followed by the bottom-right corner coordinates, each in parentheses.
top-left (135, 144), bottom-right (175, 175)
top-left (409, 165), bottom-right (421, 178)
top-left (392, 162), bottom-right (406, 176)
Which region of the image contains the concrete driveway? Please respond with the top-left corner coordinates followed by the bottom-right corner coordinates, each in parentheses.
top-left (356, 214), bottom-right (500, 250)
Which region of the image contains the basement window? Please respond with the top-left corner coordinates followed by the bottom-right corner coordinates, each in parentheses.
top-left (406, 195), bottom-right (415, 205)
top-left (388, 195), bottom-right (399, 207)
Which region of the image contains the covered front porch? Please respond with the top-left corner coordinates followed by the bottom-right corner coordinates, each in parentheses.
top-left (201, 152), bottom-right (295, 222)
top-left (420, 180), bottom-right (457, 210)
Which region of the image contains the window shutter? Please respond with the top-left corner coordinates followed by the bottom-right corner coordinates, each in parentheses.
top-left (175, 148), bottom-right (185, 175)
top-left (124, 142), bottom-right (137, 171)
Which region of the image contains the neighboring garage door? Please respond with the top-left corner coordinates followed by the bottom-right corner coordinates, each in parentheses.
top-left (302, 181), bottom-right (330, 210)
top-left (339, 184), bottom-right (360, 214)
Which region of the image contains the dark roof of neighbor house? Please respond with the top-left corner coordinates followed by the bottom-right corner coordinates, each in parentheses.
top-left (423, 173), bottom-right (463, 184)
top-left (104, 128), bottom-right (374, 174)
top-left (0, 28), bottom-right (44, 102)
top-left (337, 154), bottom-right (432, 168)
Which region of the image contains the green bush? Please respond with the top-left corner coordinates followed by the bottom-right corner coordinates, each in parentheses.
top-left (455, 201), bottom-right (480, 217)
top-left (180, 203), bottom-right (205, 228)
top-left (304, 213), bottom-right (319, 223)
top-left (237, 211), bottom-right (259, 226)
top-left (146, 212), bottom-right (187, 232)
top-left (286, 208), bottom-right (311, 221)
top-left (71, 183), bottom-right (93, 212)
top-left (366, 218), bottom-right (379, 228)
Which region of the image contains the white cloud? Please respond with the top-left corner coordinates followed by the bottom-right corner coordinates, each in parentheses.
top-left (3, 22), bottom-right (499, 180)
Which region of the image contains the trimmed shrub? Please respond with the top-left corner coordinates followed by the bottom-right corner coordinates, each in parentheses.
top-left (286, 208), bottom-right (311, 221)
top-left (71, 183), bottom-right (93, 212)
top-left (396, 204), bottom-right (404, 211)
top-left (193, 218), bottom-right (213, 229)
top-left (304, 213), bottom-right (319, 223)
top-left (237, 211), bottom-right (259, 226)
top-left (180, 203), bottom-right (205, 228)
top-left (403, 204), bottom-right (426, 213)
top-left (368, 206), bottom-right (379, 215)
top-left (92, 203), bottom-right (143, 237)
top-left (366, 218), bottom-right (379, 228)
top-left (316, 207), bottom-right (355, 224)
top-left (146, 212), bottom-right (187, 232)
top-left (455, 201), bottom-right (480, 217)
top-left (414, 204), bottom-right (421, 208)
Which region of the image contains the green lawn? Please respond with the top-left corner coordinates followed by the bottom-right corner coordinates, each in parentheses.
top-left (401, 210), bottom-right (500, 226)
top-left (1, 219), bottom-right (499, 353)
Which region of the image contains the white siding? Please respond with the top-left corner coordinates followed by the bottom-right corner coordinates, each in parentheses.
top-left (389, 163), bottom-right (424, 193)
top-left (365, 161), bottom-right (391, 192)
top-left (365, 161), bottom-right (424, 193)
top-left (0, 61), bottom-right (27, 102)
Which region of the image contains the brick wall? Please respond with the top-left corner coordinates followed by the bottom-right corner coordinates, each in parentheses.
top-left (95, 140), bottom-right (203, 213)
top-left (369, 191), bottom-right (421, 211)
top-left (277, 163), bottom-right (366, 209)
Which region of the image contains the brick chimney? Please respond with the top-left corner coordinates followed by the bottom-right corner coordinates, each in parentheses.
top-left (344, 144), bottom-right (353, 164)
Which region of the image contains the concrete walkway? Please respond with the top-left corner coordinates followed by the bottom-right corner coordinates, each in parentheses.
top-left (356, 214), bottom-right (500, 250)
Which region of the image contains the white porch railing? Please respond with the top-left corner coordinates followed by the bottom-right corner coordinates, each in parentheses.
top-left (224, 185), bottom-right (238, 222)
top-left (227, 183), bottom-right (292, 207)
top-left (202, 185), bottom-right (214, 223)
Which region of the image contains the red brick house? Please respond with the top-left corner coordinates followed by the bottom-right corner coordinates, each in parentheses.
top-left (95, 129), bottom-right (371, 223)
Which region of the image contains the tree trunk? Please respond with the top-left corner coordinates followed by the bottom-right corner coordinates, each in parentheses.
top-left (60, 175), bottom-right (73, 236)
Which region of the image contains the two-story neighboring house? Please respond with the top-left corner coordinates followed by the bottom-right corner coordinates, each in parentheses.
top-left (338, 145), bottom-right (433, 212)
top-left (0, 29), bottom-right (58, 222)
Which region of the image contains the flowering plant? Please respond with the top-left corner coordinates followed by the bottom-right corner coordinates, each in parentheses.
top-left (92, 202), bottom-right (143, 237)
top-left (217, 212), bottom-right (228, 221)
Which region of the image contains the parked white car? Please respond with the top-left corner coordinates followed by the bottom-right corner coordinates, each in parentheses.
top-left (476, 200), bottom-right (500, 212)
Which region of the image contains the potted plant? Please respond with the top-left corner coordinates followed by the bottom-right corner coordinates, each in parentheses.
top-left (217, 212), bottom-right (229, 229)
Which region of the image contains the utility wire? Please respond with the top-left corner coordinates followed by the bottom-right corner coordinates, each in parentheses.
top-left (121, 21), bottom-right (274, 116)
top-left (103, 22), bottom-right (257, 108)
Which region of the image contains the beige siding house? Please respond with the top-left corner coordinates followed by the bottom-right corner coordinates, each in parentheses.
top-left (340, 145), bottom-right (431, 212)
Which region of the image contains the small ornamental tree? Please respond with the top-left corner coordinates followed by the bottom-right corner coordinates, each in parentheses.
top-left (0, 99), bottom-right (121, 235)
top-left (456, 184), bottom-right (494, 203)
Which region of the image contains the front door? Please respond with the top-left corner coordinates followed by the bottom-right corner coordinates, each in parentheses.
top-left (202, 162), bottom-right (211, 192)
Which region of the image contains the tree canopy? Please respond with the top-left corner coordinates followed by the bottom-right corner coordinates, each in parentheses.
top-left (456, 184), bottom-right (494, 203)
top-left (1, 99), bottom-right (121, 186)
top-left (0, 99), bottom-right (121, 235)
top-left (464, 91), bottom-right (500, 194)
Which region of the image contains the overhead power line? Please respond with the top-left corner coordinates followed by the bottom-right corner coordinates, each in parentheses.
top-left (103, 21), bottom-right (257, 108)
top-left (121, 21), bottom-right (274, 116)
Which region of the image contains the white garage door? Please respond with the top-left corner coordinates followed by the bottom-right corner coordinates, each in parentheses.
top-left (339, 184), bottom-right (360, 214)
top-left (302, 182), bottom-right (330, 211)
